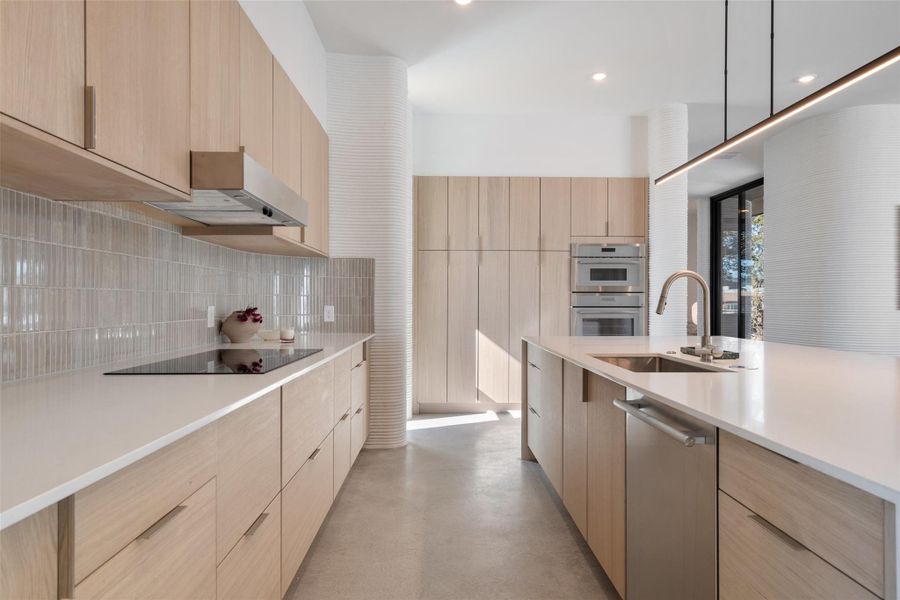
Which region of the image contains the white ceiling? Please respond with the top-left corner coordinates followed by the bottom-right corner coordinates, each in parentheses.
top-left (306, 0), bottom-right (900, 195)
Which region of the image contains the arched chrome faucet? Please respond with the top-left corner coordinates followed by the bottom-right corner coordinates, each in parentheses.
top-left (656, 270), bottom-right (713, 360)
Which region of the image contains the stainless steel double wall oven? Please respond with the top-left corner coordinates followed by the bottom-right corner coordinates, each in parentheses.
top-left (570, 243), bottom-right (646, 336)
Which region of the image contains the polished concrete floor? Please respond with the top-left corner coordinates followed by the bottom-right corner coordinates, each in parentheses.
top-left (286, 411), bottom-right (619, 600)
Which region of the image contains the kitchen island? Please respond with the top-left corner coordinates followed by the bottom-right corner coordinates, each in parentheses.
top-left (522, 335), bottom-right (899, 600)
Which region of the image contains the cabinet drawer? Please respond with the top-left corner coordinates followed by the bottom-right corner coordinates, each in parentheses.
top-left (74, 479), bottom-right (216, 600)
top-left (74, 424), bottom-right (216, 583)
top-left (282, 361), bottom-right (334, 486)
top-left (334, 352), bottom-right (352, 426)
top-left (719, 491), bottom-right (878, 600)
top-left (526, 405), bottom-right (543, 462)
top-left (351, 403), bottom-right (367, 464)
top-left (719, 431), bottom-right (887, 596)
top-left (217, 493), bottom-right (280, 600)
top-left (351, 359), bottom-right (368, 413)
top-left (282, 431), bottom-right (333, 596)
top-left (526, 359), bottom-right (543, 415)
top-left (216, 390), bottom-right (281, 563)
top-left (351, 342), bottom-right (364, 367)
top-left (333, 414), bottom-right (352, 496)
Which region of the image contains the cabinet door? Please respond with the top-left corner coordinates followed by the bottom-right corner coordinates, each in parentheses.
top-left (510, 177), bottom-right (540, 250)
top-left (216, 390), bottom-right (281, 563)
top-left (417, 176), bottom-right (448, 249)
top-left (0, 505), bottom-right (57, 600)
top-left (478, 251), bottom-right (509, 403)
top-left (273, 60), bottom-right (303, 197)
top-left (586, 374), bottom-right (626, 598)
top-left (190, 0), bottom-right (239, 151)
top-left (539, 177), bottom-right (571, 251)
top-left (570, 177), bottom-right (608, 237)
top-left (333, 416), bottom-right (351, 495)
top-left (239, 7), bottom-right (273, 170)
top-left (1, 0), bottom-right (84, 145)
top-left (281, 361), bottom-right (334, 486)
top-left (562, 362), bottom-right (588, 538)
top-left (448, 251), bottom-right (478, 403)
top-left (448, 177), bottom-right (478, 250)
top-left (86, 0), bottom-right (191, 192)
top-left (351, 401), bottom-right (367, 464)
top-left (608, 177), bottom-right (647, 237)
top-left (351, 360), bottom-right (368, 414)
top-left (333, 351), bottom-right (352, 425)
top-left (301, 101), bottom-right (327, 252)
top-left (479, 177), bottom-right (509, 250)
top-left (539, 252), bottom-right (570, 336)
top-left (281, 432), bottom-right (333, 597)
top-left (216, 494), bottom-right (280, 600)
top-left (509, 251), bottom-right (539, 405)
top-left (415, 251), bottom-right (447, 405)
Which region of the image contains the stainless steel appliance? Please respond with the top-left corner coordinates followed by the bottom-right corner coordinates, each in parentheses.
top-left (613, 396), bottom-right (717, 600)
top-left (570, 243), bottom-right (646, 336)
top-left (147, 151), bottom-right (308, 226)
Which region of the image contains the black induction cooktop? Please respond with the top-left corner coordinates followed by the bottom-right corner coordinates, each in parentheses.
top-left (105, 348), bottom-right (322, 375)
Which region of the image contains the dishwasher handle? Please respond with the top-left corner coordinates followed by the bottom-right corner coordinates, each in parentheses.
top-left (612, 399), bottom-right (710, 447)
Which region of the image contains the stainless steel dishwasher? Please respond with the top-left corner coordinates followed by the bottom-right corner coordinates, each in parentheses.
top-left (613, 396), bottom-right (717, 600)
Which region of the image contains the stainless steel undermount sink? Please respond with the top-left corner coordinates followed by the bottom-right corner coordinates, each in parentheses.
top-left (592, 355), bottom-right (729, 373)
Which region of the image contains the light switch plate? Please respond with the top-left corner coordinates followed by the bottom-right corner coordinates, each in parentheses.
top-left (207, 306), bottom-right (216, 328)
top-left (324, 305), bottom-right (335, 322)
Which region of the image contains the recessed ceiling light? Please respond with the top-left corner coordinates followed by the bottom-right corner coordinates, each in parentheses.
top-left (454, 0), bottom-right (472, 5)
top-left (796, 73), bottom-right (817, 84)
top-left (591, 72), bottom-right (607, 82)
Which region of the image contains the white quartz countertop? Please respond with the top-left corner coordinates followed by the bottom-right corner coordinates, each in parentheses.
top-left (0, 333), bottom-right (374, 529)
top-left (524, 335), bottom-right (900, 504)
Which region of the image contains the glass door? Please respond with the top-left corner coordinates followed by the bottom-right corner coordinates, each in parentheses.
top-left (710, 180), bottom-right (764, 339)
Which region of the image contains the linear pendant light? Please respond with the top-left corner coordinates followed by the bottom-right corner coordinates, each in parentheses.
top-left (655, 44), bottom-right (900, 186)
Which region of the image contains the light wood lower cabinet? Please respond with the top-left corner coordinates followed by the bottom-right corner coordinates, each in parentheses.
top-left (0, 505), bottom-right (57, 600)
top-left (415, 251), bottom-right (448, 405)
top-left (74, 479), bottom-right (217, 600)
top-left (719, 491), bottom-right (878, 600)
top-left (281, 431), bottom-right (334, 596)
top-left (333, 414), bottom-right (352, 495)
top-left (282, 361), bottom-right (335, 486)
top-left (351, 358), bottom-right (368, 414)
top-left (448, 251), bottom-right (478, 403)
top-left (217, 494), bottom-right (281, 600)
top-left (509, 251), bottom-right (540, 406)
top-left (216, 389), bottom-right (281, 564)
top-left (334, 351), bottom-right (353, 425)
top-left (525, 345), bottom-right (563, 496)
top-left (562, 362), bottom-right (588, 538)
top-left (478, 251), bottom-right (509, 403)
top-left (351, 403), bottom-right (368, 465)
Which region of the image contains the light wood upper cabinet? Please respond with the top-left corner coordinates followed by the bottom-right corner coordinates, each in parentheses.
top-left (540, 178), bottom-right (571, 251)
top-left (539, 251), bottom-right (570, 336)
top-left (86, 0), bottom-right (191, 193)
top-left (415, 251), bottom-right (448, 405)
top-left (478, 177), bottom-right (509, 250)
top-left (239, 7), bottom-right (273, 171)
top-left (448, 251), bottom-right (478, 403)
top-left (608, 177), bottom-right (647, 237)
top-left (0, 505), bottom-right (57, 600)
top-left (448, 177), bottom-right (479, 250)
top-left (416, 176), bottom-right (448, 250)
top-left (1, 0), bottom-right (84, 146)
top-left (301, 99), bottom-right (328, 253)
top-left (570, 177), bottom-right (609, 237)
top-left (509, 251), bottom-right (540, 405)
top-left (510, 177), bottom-right (541, 250)
top-left (190, 0), bottom-right (240, 152)
top-left (478, 251), bottom-right (509, 403)
top-left (273, 60), bottom-right (304, 197)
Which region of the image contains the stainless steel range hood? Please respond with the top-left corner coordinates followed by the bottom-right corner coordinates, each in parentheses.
top-left (147, 151), bottom-right (308, 226)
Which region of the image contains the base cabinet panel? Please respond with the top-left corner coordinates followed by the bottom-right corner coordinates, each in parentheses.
top-left (351, 402), bottom-right (368, 464)
top-left (282, 361), bottom-right (334, 486)
top-left (333, 415), bottom-right (352, 495)
top-left (0, 505), bottom-right (57, 600)
top-left (562, 362), bottom-right (588, 538)
top-left (216, 494), bottom-right (281, 600)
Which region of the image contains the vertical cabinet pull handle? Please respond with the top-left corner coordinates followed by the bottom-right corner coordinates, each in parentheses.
top-left (84, 86), bottom-right (96, 149)
top-left (138, 505), bottom-right (186, 540)
top-left (340, 412), bottom-right (350, 421)
top-left (355, 407), bottom-right (363, 415)
top-left (244, 512), bottom-right (269, 537)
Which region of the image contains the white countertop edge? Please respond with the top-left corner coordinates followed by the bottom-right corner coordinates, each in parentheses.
top-left (0, 333), bottom-right (375, 530)
top-left (523, 337), bottom-right (900, 506)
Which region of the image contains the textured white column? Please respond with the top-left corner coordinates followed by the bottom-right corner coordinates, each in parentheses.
top-left (328, 54), bottom-right (411, 447)
top-left (647, 104), bottom-right (689, 335)
top-left (764, 104), bottom-right (900, 354)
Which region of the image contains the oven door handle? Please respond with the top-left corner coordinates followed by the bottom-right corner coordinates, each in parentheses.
top-left (572, 309), bottom-right (642, 317)
top-left (575, 258), bottom-right (643, 265)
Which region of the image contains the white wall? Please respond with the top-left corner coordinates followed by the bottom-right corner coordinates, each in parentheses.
top-left (413, 113), bottom-right (647, 176)
top-left (239, 0), bottom-right (327, 127)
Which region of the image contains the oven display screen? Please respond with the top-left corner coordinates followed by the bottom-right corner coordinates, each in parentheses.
top-left (590, 268), bottom-right (628, 281)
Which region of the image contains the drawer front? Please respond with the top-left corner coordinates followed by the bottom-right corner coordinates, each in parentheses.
top-left (350, 342), bottom-right (364, 367)
top-left (216, 390), bottom-right (281, 563)
top-left (351, 403), bottom-right (367, 464)
top-left (282, 361), bottom-right (334, 486)
top-left (74, 424), bottom-right (216, 583)
top-left (334, 352), bottom-right (352, 426)
top-left (333, 414), bottom-right (352, 497)
top-left (525, 359), bottom-right (542, 416)
top-left (719, 431), bottom-right (886, 596)
top-left (74, 479), bottom-right (216, 600)
top-left (719, 491), bottom-right (878, 600)
top-left (281, 431), bottom-right (334, 596)
top-left (0, 504), bottom-right (57, 600)
top-left (217, 494), bottom-right (281, 600)
top-left (350, 360), bottom-right (368, 413)
top-left (526, 405), bottom-right (543, 463)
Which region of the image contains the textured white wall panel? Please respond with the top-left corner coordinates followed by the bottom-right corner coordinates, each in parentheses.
top-left (764, 104), bottom-right (900, 354)
top-left (328, 54), bottom-right (411, 447)
top-left (648, 104), bottom-right (689, 335)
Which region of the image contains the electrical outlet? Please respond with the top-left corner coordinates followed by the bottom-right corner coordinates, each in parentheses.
top-left (207, 306), bottom-right (216, 328)
top-left (324, 305), bottom-right (335, 323)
